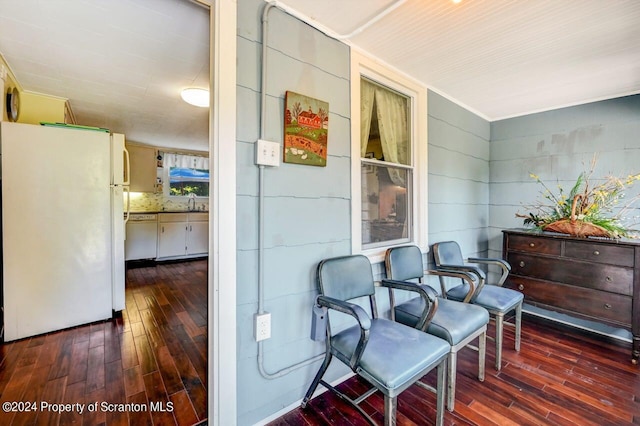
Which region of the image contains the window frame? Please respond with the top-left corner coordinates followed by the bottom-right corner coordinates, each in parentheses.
top-left (164, 165), bottom-right (210, 198)
top-left (160, 151), bottom-right (211, 199)
top-left (350, 50), bottom-right (428, 262)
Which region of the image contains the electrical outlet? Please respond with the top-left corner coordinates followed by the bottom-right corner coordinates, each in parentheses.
top-left (254, 312), bottom-right (271, 341)
top-left (255, 139), bottom-right (280, 167)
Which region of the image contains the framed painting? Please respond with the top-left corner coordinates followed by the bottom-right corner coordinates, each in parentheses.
top-left (283, 91), bottom-right (329, 166)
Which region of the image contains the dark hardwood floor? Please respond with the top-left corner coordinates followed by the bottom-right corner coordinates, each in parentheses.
top-left (4, 259), bottom-right (640, 425)
top-left (270, 315), bottom-right (640, 426)
top-left (0, 259), bottom-right (208, 426)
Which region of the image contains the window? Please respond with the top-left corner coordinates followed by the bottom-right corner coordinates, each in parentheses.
top-left (351, 52), bottom-right (428, 260)
top-left (162, 152), bottom-right (210, 197)
top-left (169, 166), bottom-right (209, 196)
top-left (360, 78), bottom-right (412, 248)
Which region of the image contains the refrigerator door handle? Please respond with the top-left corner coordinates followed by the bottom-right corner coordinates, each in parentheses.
top-left (124, 186), bottom-right (131, 224)
top-left (123, 145), bottom-right (131, 186)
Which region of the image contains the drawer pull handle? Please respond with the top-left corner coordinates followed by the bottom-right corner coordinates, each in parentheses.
top-left (518, 284), bottom-right (524, 291)
top-left (529, 243), bottom-right (535, 247)
top-left (519, 261), bottom-right (525, 267)
top-left (593, 250), bottom-right (600, 256)
top-left (604, 303), bottom-right (612, 310)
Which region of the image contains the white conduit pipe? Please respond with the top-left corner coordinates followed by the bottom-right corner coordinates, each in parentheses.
top-left (256, 0), bottom-right (406, 379)
top-left (265, 0), bottom-right (408, 41)
top-left (257, 2), bottom-right (318, 380)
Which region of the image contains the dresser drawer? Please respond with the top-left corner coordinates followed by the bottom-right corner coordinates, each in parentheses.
top-left (506, 234), bottom-right (561, 255)
top-left (508, 252), bottom-right (633, 296)
top-left (564, 240), bottom-right (634, 267)
top-left (503, 229), bottom-right (640, 361)
top-left (507, 276), bottom-right (632, 326)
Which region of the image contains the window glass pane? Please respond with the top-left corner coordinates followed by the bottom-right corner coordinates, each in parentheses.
top-left (361, 164), bottom-right (410, 246)
top-left (169, 167), bottom-right (210, 197)
top-left (360, 78), bottom-right (410, 166)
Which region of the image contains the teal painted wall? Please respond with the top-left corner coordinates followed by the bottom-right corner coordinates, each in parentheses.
top-left (490, 94), bottom-right (640, 257)
top-left (427, 90), bottom-right (492, 264)
top-left (236, 1), bottom-right (352, 423)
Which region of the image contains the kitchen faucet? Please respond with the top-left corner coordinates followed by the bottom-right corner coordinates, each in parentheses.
top-left (187, 193), bottom-right (196, 211)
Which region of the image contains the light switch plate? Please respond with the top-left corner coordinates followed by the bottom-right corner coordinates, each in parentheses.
top-left (255, 139), bottom-right (280, 167)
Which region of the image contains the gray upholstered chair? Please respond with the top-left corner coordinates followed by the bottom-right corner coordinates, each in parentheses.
top-left (384, 245), bottom-right (489, 412)
top-left (301, 254), bottom-right (450, 426)
top-left (433, 241), bottom-right (523, 370)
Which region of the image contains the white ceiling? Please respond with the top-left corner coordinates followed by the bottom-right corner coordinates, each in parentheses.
top-left (276, 0), bottom-right (640, 120)
top-left (0, 0), bottom-right (210, 151)
top-left (1, 0), bottom-right (639, 153)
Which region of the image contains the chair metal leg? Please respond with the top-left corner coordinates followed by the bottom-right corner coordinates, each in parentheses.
top-left (384, 395), bottom-right (396, 426)
top-left (495, 313), bottom-right (504, 371)
top-left (436, 357), bottom-right (446, 426)
top-left (515, 302), bottom-right (522, 352)
top-left (446, 352), bottom-right (456, 412)
top-left (301, 352), bottom-right (332, 408)
top-left (478, 330), bottom-right (486, 382)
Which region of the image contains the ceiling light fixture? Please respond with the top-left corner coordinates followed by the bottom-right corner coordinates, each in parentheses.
top-left (181, 88), bottom-right (209, 107)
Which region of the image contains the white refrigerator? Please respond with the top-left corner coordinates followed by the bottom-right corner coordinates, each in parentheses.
top-left (0, 121), bottom-right (129, 341)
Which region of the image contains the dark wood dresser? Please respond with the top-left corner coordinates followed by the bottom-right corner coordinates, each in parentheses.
top-left (502, 229), bottom-right (640, 363)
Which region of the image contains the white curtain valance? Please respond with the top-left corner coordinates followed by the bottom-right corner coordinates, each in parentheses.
top-left (163, 152), bottom-right (209, 170)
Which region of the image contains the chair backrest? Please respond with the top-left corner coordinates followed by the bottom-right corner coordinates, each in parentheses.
top-left (433, 241), bottom-right (464, 266)
top-left (385, 245), bottom-right (424, 282)
top-left (317, 255), bottom-right (375, 302)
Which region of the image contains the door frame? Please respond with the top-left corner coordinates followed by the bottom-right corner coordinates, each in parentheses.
top-left (198, 0), bottom-right (237, 424)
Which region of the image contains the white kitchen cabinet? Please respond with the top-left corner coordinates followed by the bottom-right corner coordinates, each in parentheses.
top-left (158, 222), bottom-right (188, 258)
top-left (157, 213), bottom-right (188, 259)
top-left (187, 213), bottom-right (209, 255)
top-left (127, 143), bottom-right (158, 193)
top-left (157, 212), bottom-right (208, 260)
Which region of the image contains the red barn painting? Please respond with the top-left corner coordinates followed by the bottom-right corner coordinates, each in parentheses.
top-left (283, 91), bottom-right (329, 167)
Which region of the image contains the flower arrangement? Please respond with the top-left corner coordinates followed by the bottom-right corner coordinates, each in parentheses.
top-left (517, 157), bottom-right (640, 239)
